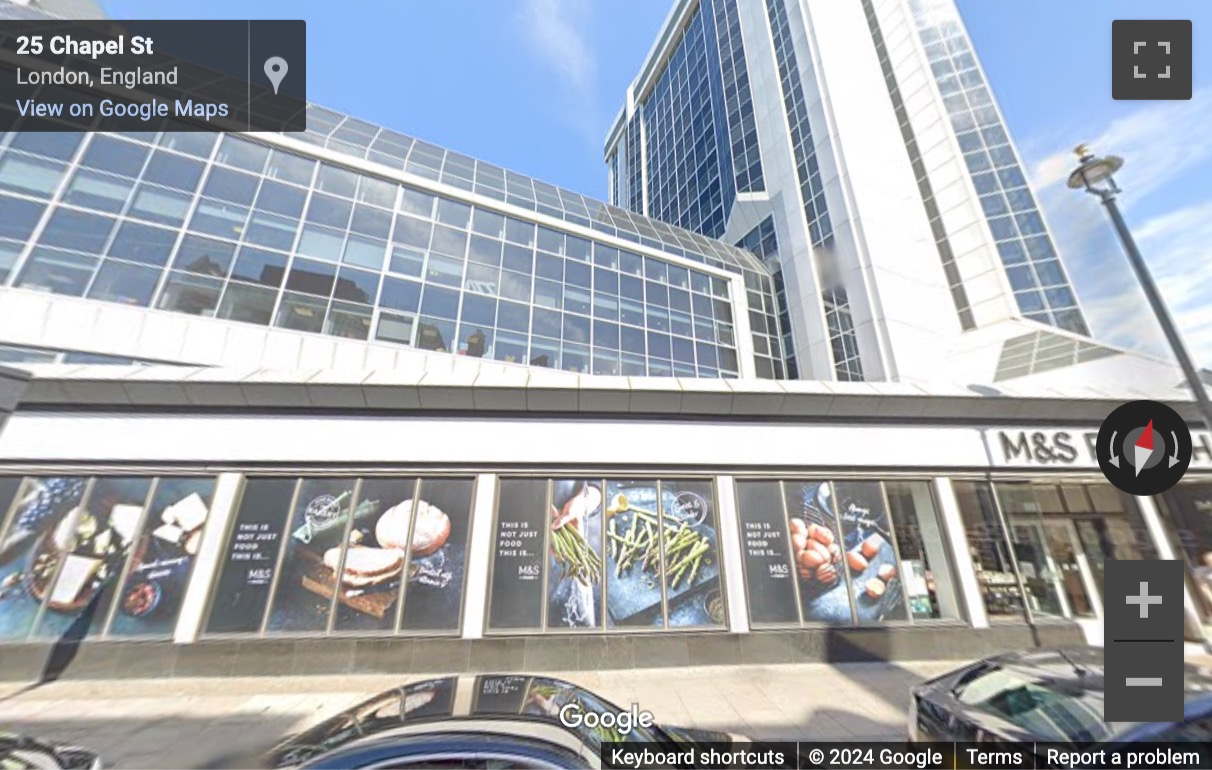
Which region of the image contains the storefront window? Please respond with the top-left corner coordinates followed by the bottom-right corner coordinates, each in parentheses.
top-left (736, 478), bottom-right (959, 628)
top-left (205, 475), bottom-right (473, 637)
top-left (952, 481), bottom-right (1026, 620)
top-left (884, 481), bottom-right (963, 622)
top-left (486, 477), bottom-right (723, 633)
top-left (995, 484), bottom-right (1070, 618)
top-left (1158, 481), bottom-right (1212, 623)
top-left (0, 475), bottom-right (217, 641)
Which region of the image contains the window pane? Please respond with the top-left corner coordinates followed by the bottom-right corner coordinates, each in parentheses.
top-left (350, 205), bottom-right (392, 240)
top-left (259, 478), bottom-right (357, 633)
top-left (380, 276), bottom-right (422, 313)
top-left (0, 154), bottom-right (65, 197)
top-left (436, 198), bottom-right (471, 228)
top-left (39, 209), bottom-right (115, 254)
top-left (204, 478), bottom-right (293, 634)
top-left (782, 481), bottom-right (853, 623)
top-left (15, 248), bottom-right (97, 296)
top-left (87, 260), bottom-right (161, 306)
top-left (471, 208), bottom-right (505, 238)
top-left (458, 324), bottom-right (492, 357)
top-left (393, 478), bottom-right (474, 632)
top-left (334, 266), bottom-right (380, 304)
top-left (420, 285), bottom-right (460, 319)
top-left (0, 242), bottom-right (19, 284)
top-left (317, 164), bottom-right (359, 197)
top-left (216, 282), bottom-right (278, 325)
top-left (202, 167), bottom-right (259, 206)
top-left (324, 301), bottom-right (372, 340)
top-left (254, 180), bottom-right (307, 218)
top-left (81, 136), bottom-right (149, 178)
top-left (108, 222), bottom-right (177, 267)
top-left (158, 271), bottom-right (222, 315)
top-left (297, 225), bottom-right (345, 263)
top-left (357, 176), bottom-right (396, 208)
top-left (188, 198), bottom-right (247, 239)
top-left (9, 132), bottom-right (82, 160)
top-left (128, 186), bottom-right (192, 228)
top-left (505, 218), bottom-right (535, 246)
top-left (62, 169), bottom-right (133, 213)
top-left (389, 246), bottom-right (425, 278)
top-left (953, 481), bottom-right (1025, 619)
top-left (216, 136), bottom-right (269, 173)
top-left (342, 235), bottom-right (387, 271)
top-left (375, 312), bottom-right (414, 345)
top-left (275, 292), bottom-right (328, 332)
top-left (159, 132), bottom-right (216, 158)
top-left (305, 193), bottom-right (353, 229)
top-left (488, 479), bottom-right (548, 630)
top-left (108, 478), bottom-right (217, 638)
top-left (266, 151), bottom-right (315, 186)
top-left (143, 151), bottom-right (204, 191)
top-left (286, 258), bottom-right (337, 297)
top-left (426, 253), bottom-right (465, 287)
top-left (0, 196), bottom-right (44, 241)
top-left (430, 226), bottom-right (467, 259)
top-left (393, 216), bottom-right (432, 250)
top-left (416, 317), bottom-right (454, 351)
top-left (399, 187), bottom-right (435, 217)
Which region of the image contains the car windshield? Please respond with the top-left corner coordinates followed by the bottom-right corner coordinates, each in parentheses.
top-left (954, 657), bottom-right (1212, 743)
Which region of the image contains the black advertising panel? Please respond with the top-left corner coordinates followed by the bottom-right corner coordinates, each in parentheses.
top-left (488, 480), bottom-right (547, 630)
top-left (736, 480), bottom-right (799, 625)
top-left (833, 481), bottom-right (908, 624)
top-left (204, 477), bottom-right (293, 634)
top-left (473, 675), bottom-right (530, 715)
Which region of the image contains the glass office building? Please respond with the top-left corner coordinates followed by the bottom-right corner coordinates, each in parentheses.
top-left (607, 0), bottom-right (1091, 385)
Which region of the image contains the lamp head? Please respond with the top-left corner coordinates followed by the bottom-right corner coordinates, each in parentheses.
top-left (1067, 146), bottom-right (1124, 194)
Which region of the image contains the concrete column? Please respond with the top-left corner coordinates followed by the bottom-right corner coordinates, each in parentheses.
top-left (714, 475), bottom-right (750, 634)
top-left (0, 365), bottom-right (30, 439)
top-left (1132, 494), bottom-right (1207, 646)
top-left (932, 477), bottom-right (989, 629)
top-left (173, 472), bottom-right (244, 644)
top-left (461, 473), bottom-right (498, 640)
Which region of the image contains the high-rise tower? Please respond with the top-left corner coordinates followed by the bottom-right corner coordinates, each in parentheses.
top-left (607, 0), bottom-right (1091, 383)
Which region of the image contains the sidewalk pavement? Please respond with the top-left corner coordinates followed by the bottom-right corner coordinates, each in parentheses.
top-left (0, 659), bottom-right (959, 769)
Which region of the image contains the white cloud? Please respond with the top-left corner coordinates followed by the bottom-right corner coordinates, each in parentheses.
top-left (1030, 87), bottom-right (1212, 201)
top-left (516, 0), bottom-right (599, 140)
top-left (1024, 90), bottom-right (1212, 367)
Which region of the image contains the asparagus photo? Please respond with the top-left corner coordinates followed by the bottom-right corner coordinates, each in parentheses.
top-left (605, 493), bottom-right (713, 587)
top-left (549, 481), bottom-right (604, 586)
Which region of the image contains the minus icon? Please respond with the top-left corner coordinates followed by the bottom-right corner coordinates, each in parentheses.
top-left (1126, 678), bottom-right (1163, 687)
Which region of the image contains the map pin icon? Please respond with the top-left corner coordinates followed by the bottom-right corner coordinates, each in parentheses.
top-left (264, 56), bottom-right (288, 95)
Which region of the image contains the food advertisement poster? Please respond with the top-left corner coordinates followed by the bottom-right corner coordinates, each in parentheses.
top-left (473, 675), bottom-right (530, 714)
top-left (108, 477), bottom-right (216, 637)
top-left (603, 479), bottom-right (722, 629)
top-left (32, 477), bottom-right (153, 641)
top-left (488, 480), bottom-right (547, 630)
top-left (833, 481), bottom-right (906, 624)
top-left (402, 677), bottom-right (457, 721)
top-left (736, 480), bottom-right (800, 625)
top-left (784, 481), bottom-right (853, 624)
top-left (265, 477), bottom-right (361, 633)
top-left (205, 478), bottom-right (294, 634)
top-left (395, 478), bottom-right (472, 633)
top-left (547, 479), bottom-right (604, 630)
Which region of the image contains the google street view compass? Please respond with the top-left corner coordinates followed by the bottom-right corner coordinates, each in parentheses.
top-left (1097, 400), bottom-right (1192, 495)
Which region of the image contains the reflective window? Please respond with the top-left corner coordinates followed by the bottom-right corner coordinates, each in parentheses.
top-left (15, 248), bottom-right (97, 296)
top-left (0, 153), bottom-right (66, 197)
top-left (108, 222), bottom-right (177, 267)
top-left (158, 271), bottom-right (223, 315)
top-left (87, 260), bottom-right (161, 306)
top-left (0, 196), bottom-right (46, 241)
top-left (216, 282), bottom-right (277, 325)
top-left (80, 136), bottom-right (149, 178)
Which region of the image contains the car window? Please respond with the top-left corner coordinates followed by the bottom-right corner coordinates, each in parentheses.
top-left (952, 666), bottom-right (1111, 743)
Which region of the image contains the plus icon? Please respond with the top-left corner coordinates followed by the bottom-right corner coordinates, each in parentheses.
top-left (1112, 20), bottom-right (1192, 100)
top-left (1126, 581), bottom-right (1163, 618)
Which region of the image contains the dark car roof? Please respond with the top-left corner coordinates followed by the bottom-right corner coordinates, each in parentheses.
top-left (263, 674), bottom-right (672, 769)
top-left (915, 647), bottom-right (1212, 744)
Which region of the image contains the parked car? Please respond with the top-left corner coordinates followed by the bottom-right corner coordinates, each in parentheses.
top-left (260, 675), bottom-right (745, 769)
top-left (0, 730), bottom-right (103, 769)
top-left (910, 647), bottom-right (1212, 745)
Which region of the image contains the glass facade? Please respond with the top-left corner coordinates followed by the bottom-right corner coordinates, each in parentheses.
top-left (906, 0), bottom-right (1088, 335)
top-left (712, 0), bottom-right (763, 195)
top-left (641, 1), bottom-right (730, 240)
top-left (860, 0), bottom-right (974, 331)
top-left (737, 216), bottom-right (796, 379)
top-left (0, 129), bottom-right (769, 378)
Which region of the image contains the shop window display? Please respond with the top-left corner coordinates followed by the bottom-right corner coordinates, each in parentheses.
top-left (735, 478), bottom-right (958, 628)
top-left (0, 476), bottom-right (216, 641)
top-left (486, 477), bottom-right (724, 633)
top-left (953, 480), bottom-right (1025, 620)
top-left (1158, 481), bottom-right (1212, 625)
top-left (205, 475), bottom-right (474, 637)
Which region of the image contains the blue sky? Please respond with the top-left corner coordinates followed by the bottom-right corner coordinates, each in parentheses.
top-left (101, 0), bottom-right (1212, 367)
